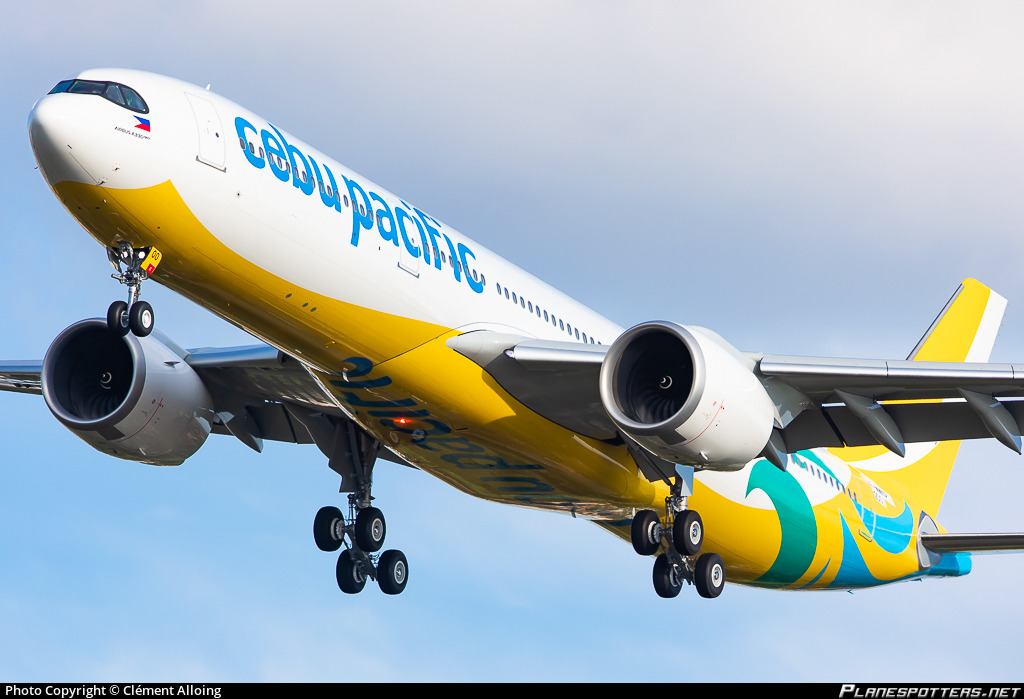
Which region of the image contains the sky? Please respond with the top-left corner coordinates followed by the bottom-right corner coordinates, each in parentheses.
top-left (1, 0), bottom-right (1024, 682)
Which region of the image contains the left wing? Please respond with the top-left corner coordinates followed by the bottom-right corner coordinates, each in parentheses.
top-left (755, 354), bottom-right (1024, 454)
top-left (447, 331), bottom-right (1024, 461)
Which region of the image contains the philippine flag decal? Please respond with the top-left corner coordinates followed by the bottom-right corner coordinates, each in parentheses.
top-left (134, 116), bottom-right (151, 132)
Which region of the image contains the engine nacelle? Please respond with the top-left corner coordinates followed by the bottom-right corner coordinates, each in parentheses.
top-left (41, 319), bottom-right (215, 466)
top-left (599, 321), bottom-right (775, 471)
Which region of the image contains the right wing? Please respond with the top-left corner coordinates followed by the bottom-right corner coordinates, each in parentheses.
top-left (0, 339), bottom-right (414, 469)
top-left (0, 360), bottom-right (43, 394)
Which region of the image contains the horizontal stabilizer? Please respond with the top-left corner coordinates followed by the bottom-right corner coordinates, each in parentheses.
top-left (921, 532), bottom-right (1024, 553)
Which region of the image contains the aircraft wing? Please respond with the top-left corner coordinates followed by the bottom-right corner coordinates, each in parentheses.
top-left (0, 360), bottom-right (43, 394)
top-left (447, 331), bottom-right (1024, 458)
top-left (10, 328), bottom-right (1024, 468)
top-left (755, 354), bottom-right (1024, 454)
top-left (0, 342), bottom-right (414, 468)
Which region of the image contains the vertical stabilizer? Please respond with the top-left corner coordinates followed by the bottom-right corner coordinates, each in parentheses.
top-left (907, 278), bottom-right (1005, 364)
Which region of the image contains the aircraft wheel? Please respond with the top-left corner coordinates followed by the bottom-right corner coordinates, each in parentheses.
top-left (354, 507), bottom-right (386, 552)
top-left (631, 509), bottom-right (662, 556)
top-left (377, 550), bottom-right (409, 595)
top-left (313, 505), bottom-right (344, 552)
top-left (107, 300), bottom-right (130, 336)
top-left (129, 300), bottom-right (154, 337)
top-left (673, 509), bottom-right (703, 556)
top-left (336, 549), bottom-right (366, 594)
top-left (652, 553), bottom-right (682, 598)
top-left (695, 552), bottom-right (725, 599)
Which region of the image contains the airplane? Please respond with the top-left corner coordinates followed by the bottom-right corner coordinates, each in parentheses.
top-left (5, 67), bottom-right (1024, 600)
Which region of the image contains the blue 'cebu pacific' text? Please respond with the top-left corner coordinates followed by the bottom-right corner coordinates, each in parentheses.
top-left (234, 116), bottom-right (483, 294)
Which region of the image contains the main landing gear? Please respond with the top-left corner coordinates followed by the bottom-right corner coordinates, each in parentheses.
top-left (630, 477), bottom-right (725, 599)
top-left (106, 241), bottom-right (161, 337)
top-left (310, 421), bottom-right (408, 595)
top-left (314, 501), bottom-right (408, 595)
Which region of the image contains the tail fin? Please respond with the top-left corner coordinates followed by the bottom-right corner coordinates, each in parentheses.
top-left (832, 279), bottom-right (1007, 516)
top-left (907, 278), bottom-right (1005, 363)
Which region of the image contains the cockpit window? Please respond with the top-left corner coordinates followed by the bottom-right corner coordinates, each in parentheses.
top-left (68, 80), bottom-right (106, 96)
top-left (120, 86), bottom-right (147, 113)
top-left (48, 79), bottom-right (150, 114)
top-left (103, 84), bottom-right (125, 107)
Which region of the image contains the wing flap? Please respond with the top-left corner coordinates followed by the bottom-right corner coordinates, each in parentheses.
top-left (778, 401), bottom-right (1018, 451)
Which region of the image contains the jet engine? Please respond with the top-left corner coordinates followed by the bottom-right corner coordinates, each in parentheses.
top-left (599, 321), bottom-right (775, 471)
top-left (41, 319), bottom-right (215, 465)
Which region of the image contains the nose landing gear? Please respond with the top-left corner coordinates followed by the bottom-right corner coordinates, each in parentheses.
top-left (106, 242), bottom-right (160, 337)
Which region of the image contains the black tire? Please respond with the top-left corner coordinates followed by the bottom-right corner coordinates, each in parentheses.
top-left (377, 549), bottom-right (409, 595)
top-left (336, 549), bottom-right (366, 594)
top-left (695, 552), bottom-right (725, 599)
top-left (129, 300), bottom-right (154, 337)
top-left (631, 509), bottom-right (662, 556)
top-left (354, 507), bottom-right (386, 552)
top-left (673, 509), bottom-right (703, 556)
top-left (313, 506), bottom-right (344, 552)
top-left (652, 553), bottom-right (682, 598)
top-left (107, 300), bottom-right (129, 336)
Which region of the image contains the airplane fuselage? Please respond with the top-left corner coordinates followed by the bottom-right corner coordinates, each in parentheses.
top-left (27, 69), bottom-right (971, 591)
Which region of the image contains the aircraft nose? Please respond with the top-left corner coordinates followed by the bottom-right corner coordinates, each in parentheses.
top-left (28, 94), bottom-right (95, 187)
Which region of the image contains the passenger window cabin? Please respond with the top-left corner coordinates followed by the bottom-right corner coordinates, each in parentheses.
top-left (489, 279), bottom-right (598, 343)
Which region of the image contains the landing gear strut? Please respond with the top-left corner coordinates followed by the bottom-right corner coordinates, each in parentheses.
top-left (308, 419), bottom-right (408, 595)
top-left (106, 241), bottom-right (160, 337)
top-left (630, 473), bottom-right (725, 599)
